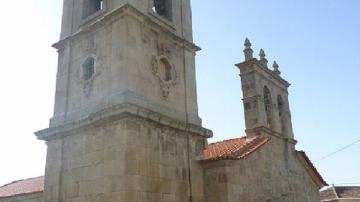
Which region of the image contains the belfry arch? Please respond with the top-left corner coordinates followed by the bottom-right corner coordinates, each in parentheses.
top-left (277, 95), bottom-right (286, 134)
top-left (263, 86), bottom-right (273, 129)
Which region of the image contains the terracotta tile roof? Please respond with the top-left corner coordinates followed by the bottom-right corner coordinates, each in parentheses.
top-left (320, 186), bottom-right (337, 201)
top-left (201, 136), bottom-right (270, 161)
top-left (297, 151), bottom-right (328, 187)
top-left (0, 176), bottom-right (44, 199)
top-left (320, 186), bottom-right (360, 200)
top-left (335, 186), bottom-right (360, 198)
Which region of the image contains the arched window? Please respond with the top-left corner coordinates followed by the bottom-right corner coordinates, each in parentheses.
top-left (263, 86), bottom-right (273, 129)
top-left (153, 0), bottom-right (172, 20)
top-left (83, 0), bottom-right (104, 19)
top-left (82, 57), bottom-right (95, 81)
top-left (159, 57), bottom-right (172, 81)
top-left (278, 95), bottom-right (286, 134)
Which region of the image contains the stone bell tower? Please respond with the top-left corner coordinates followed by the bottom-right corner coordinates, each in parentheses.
top-left (36, 0), bottom-right (211, 201)
top-left (51, 0), bottom-right (200, 126)
top-left (236, 38), bottom-right (295, 142)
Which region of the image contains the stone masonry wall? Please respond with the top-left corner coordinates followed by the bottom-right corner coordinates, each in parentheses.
top-left (43, 115), bottom-right (207, 202)
top-left (203, 138), bottom-right (320, 202)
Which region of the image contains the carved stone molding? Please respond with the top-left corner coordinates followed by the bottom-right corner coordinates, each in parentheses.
top-left (36, 103), bottom-right (213, 141)
top-left (141, 21), bottom-right (152, 44)
top-left (77, 54), bottom-right (102, 98)
top-left (151, 54), bottom-right (177, 99)
top-left (52, 4), bottom-right (200, 53)
top-left (158, 43), bottom-right (171, 57)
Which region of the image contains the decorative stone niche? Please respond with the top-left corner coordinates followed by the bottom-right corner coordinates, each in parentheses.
top-left (78, 55), bottom-right (101, 98)
top-left (151, 55), bottom-right (177, 99)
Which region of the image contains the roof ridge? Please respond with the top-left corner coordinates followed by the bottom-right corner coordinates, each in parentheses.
top-left (0, 176), bottom-right (44, 188)
top-left (334, 186), bottom-right (360, 188)
top-left (208, 136), bottom-right (247, 146)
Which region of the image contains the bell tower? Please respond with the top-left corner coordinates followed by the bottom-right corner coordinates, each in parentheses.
top-left (236, 38), bottom-right (295, 141)
top-left (36, 0), bottom-right (211, 201)
top-left (51, 0), bottom-right (200, 127)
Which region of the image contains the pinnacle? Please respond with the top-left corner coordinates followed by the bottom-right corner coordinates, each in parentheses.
top-left (244, 38), bottom-right (252, 48)
top-left (243, 38), bottom-right (254, 61)
top-left (259, 49), bottom-right (268, 67)
top-left (273, 61), bottom-right (281, 75)
top-left (273, 61), bottom-right (279, 69)
top-left (259, 49), bottom-right (266, 58)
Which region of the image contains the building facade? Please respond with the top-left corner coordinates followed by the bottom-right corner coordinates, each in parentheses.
top-left (0, 0), bottom-right (327, 202)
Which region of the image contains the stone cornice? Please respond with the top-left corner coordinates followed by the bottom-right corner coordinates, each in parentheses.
top-left (199, 159), bottom-right (237, 169)
top-left (242, 95), bottom-right (262, 101)
top-left (53, 3), bottom-right (200, 53)
top-left (35, 103), bottom-right (212, 141)
top-left (246, 126), bottom-right (297, 145)
top-left (236, 59), bottom-right (291, 89)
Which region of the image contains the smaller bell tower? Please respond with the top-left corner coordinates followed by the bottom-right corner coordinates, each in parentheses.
top-left (236, 38), bottom-right (295, 141)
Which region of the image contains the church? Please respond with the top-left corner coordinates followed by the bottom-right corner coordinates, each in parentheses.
top-left (0, 0), bottom-right (327, 201)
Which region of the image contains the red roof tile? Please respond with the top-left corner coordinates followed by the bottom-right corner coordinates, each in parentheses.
top-left (320, 186), bottom-right (337, 201)
top-left (202, 136), bottom-right (270, 161)
top-left (0, 176), bottom-right (44, 199)
top-left (320, 186), bottom-right (360, 200)
top-left (335, 186), bottom-right (360, 198)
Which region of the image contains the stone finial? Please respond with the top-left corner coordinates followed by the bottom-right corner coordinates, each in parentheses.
top-left (244, 38), bottom-right (252, 48)
top-left (259, 49), bottom-right (268, 67)
top-left (272, 61), bottom-right (281, 75)
top-left (243, 38), bottom-right (253, 61)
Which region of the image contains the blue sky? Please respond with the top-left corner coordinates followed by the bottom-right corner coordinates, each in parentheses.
top-left (192, 0), bottom-right (360, 185)
top-left (0, 0), bottom-right (359, 187)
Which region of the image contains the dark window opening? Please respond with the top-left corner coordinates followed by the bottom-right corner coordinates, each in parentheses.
top-left (244, 102), bottom-right (251, 110)
top-left (159, 58), bottom-right (172, 81)
top-left (82, 57), bottom-right (95, 80)
top-left (153, 0), bottom-right (172, 20)
top-left (263, 86), bottom-right (273, 129)
top-left (83, 0), bottom-right (104, 19)
top-left (278, 95), bottom-right (286, 134)
top-left (278, 95), bottom-right (284, 118)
